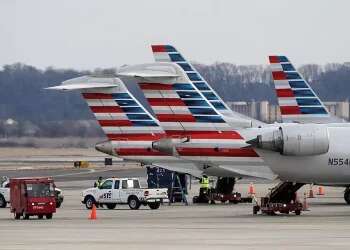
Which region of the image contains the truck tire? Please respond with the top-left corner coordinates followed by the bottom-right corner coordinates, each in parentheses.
top-left (38, 215), bottom-right (44, 219)
top-left (106, 203), bottom-right (117, 209)
top-left (295, 210), bottom-right (301, 216)
top-left (84, 195), bottom-right (96, 210)
top-left (229, 200), bottom-right (239, 204)
top-left (0, 195), bottom-right (6, 208)
top-left (56, 202), bottom-right (62, 208)
top-left (128, 196), bottom-right (141, 210)
top-left (46, 213), bottom-right (53, 219)
top-left (148, 202), bottom-right (160, 210)
top-left (14, 212), bottom-right (21, 220)
top-left (23, 211), bottom-right (30, 220)
top-left (253, 206), bottom-right (259, 215)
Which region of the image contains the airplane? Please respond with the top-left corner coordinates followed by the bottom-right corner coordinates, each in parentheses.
top-left (117, 45), bottom-right (350, 204)
top-left (47, 75), bottom-right (275, 183)
top-left (49, 45), bottom-right (350, 205)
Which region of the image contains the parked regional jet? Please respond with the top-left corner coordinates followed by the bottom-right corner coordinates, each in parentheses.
top-left (49, 45), bottom-right (350, 204)
top-left (47, 75), bottom-right (275, 181)
top-left (117, 45), bottom-right (350, 204)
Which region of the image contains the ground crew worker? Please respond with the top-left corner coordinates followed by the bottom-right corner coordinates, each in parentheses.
top-left (199, 175), bottom-right (210, 194)
top-left (94, 176), bottom-right (103, 188)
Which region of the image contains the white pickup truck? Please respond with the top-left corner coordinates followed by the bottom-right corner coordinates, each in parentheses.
top-left (0, 180), bottom-right (10, 208)
top-left (81, 178), bottom-right (168, 210)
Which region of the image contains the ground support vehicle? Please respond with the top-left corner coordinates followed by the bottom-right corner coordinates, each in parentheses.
top-left (253, 197), bottom-right (303, 215)
top-left (10, 177), bottom-right (56, 219)
top-left (81, 178), bottom-right (168, 210)
top-left (0, 186), bottom-right (63, 209)
top-left (193, 188), bottom-right (251, 204)
top-left (253, 182), bottom-right (305, 216)
top-left (0, 177), bottom-right (10, 207)
top-left (0, 186), bottom-right (10, 208)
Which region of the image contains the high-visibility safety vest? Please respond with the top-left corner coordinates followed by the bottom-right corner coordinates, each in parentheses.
top-left (200, 177), bottom-right (209, 189)
top-left (95, 180), bottom-right (103, 188)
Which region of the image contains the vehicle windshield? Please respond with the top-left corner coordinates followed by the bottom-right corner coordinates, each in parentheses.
top-left (26, 183), bottom-right (54, 197)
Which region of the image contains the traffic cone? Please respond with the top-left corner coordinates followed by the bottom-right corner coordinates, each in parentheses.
top-left (248, 183), bottom-right (256, 196)
top-left (308, 185), bottom-right (314, 198)
top-left (317, 186), bottom-right (325, 195)
top-left (302, 192), bottom-right (309, 211)
top-left (90, 204), bottom-right (97, 220)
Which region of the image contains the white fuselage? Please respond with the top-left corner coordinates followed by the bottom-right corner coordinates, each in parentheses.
top-left (240, 123), bottom-right (350, 185)
top-left (109, 123), bottom-right (350, 185)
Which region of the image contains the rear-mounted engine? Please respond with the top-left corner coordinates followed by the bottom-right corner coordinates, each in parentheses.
top-left (252, 124), bottom-right (329, 156)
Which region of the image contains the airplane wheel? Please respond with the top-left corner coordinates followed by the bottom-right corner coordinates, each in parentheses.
top-left (344, 188), bottom-right (350, 204)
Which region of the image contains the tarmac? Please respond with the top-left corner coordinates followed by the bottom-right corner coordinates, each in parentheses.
top-left (1, 166), bottom-right (350, 249)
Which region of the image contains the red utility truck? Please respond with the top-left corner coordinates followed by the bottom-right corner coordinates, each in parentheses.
top-left (10, 177), bottom-right (56, 219)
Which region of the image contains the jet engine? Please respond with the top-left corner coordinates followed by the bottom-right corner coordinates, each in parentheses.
top-left (252, 124), bottom-right (330, 156)
top-left (152, 137), bottom-right (190, 155)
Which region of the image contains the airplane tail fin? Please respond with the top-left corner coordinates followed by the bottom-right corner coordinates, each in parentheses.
top-left (151, 45), bottom-right (265, 126)
top-left (118, 62), bottom-right (249, 134)
top-left (269, 56), bottom-right (336, 123)
top-left (118, 64), bottom-right (258, 160)
top-left (48, 76), bottom-right (167, 159)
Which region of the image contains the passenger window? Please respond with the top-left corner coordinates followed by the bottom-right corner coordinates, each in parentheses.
top-left (100, 180), bottom-right (113, 189)
top-left (122, 180), bottom-right (128, 189)
top-left (114, 180), bottom-right (120, 189)
top-left (133, 180), bottom-right (140, 189)
top-left (127, 180), bottom-right (133, 188)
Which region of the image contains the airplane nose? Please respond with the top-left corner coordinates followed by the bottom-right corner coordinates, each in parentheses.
top-left (95, 141), bottom-right (114, 155)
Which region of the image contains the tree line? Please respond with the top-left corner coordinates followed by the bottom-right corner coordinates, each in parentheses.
top-left (0, 62), bottom-right (349, 138)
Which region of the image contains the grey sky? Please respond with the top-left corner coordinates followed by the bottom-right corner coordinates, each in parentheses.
top-left (1, 0), bottom-right (350, 69)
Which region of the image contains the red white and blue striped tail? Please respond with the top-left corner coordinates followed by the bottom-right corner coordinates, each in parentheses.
top-left (118, 64), bottom-right (260, 161)
top-left (269, 56), bottom-right (336, 123)
top-left (48, 76), bottom-right (168, 159)
top-left (151, 45), bottom-right (258, 125)
top-left (118, 60), bottom-right (245, 134)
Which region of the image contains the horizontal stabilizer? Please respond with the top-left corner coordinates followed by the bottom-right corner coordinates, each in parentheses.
top-left (46, 76), bottom-right (118, 91)
top-left (118, 63), bottom-right (179, 81)
top-left (46, 83), bottom-right (117, 91)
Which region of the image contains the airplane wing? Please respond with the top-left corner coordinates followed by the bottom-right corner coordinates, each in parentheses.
top-left (218, 165), bottom-right (277, 180)
top-left (151, 163), bottom-right (203, 178)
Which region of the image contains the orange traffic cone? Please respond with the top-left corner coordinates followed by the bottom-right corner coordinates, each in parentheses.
top-left (317, 186), bottom-right (325, 195)
top-left (90, 204), bottom-right (97, 220)
top-left (248, 183), bottom-right (256, 195)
